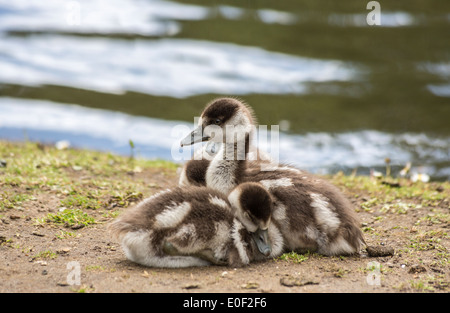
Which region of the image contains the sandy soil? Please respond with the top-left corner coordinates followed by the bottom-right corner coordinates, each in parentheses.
top-left (1, 168), bottom-right (449, 293)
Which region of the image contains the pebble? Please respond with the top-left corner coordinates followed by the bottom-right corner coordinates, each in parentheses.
top-left (408, 264), bottom-right (427, 274)
top-left (56, 247), bottom-right (71, 254)
top-left (241, 281), bottom-right (259, 289)
top-left (366, 245), bottom-right (395, 257)
top-left (182, 283), bottom-right (200, 290)
top-left (55, 140), bottom-right (70, 150)
top-left (70, 223), bottom-right (85, 230)
top-left (280, 275), bottom-right (319, 287)
top-left (56, 282), bottom-right (69, 287)
top-left (0, 159), bottom-right (7, 168)
top-left (31, 231), bottom-right (45, 237)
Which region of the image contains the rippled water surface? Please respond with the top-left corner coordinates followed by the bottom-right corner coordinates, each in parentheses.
top-left (0, 0), bottom-right (449, 179)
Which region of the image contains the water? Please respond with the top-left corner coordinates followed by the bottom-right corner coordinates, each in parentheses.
top-left (0, 0), bottom-right (449, 180)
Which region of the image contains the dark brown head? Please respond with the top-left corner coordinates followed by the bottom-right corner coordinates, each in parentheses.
top-left (180, 97), bottom-right (256, 146)
top-left (228, 182), bottom-right (273, 256)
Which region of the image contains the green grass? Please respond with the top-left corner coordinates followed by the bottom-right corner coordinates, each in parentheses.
top-left (0, 191), bottom-right (32, 211)
top-left (330, 172), bottom-right (450, 213)
top-left (39, 208), bottom-right (97, 227)
top-left (32, 250), bottom-right (57, 260)
top-left (0, 140), bottom-right (177, 227)
top-left (277, 251), bottom-right (310, 263)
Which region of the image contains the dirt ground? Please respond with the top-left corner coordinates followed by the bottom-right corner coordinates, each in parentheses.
top-left (0, 147), bottom-right (449, 293)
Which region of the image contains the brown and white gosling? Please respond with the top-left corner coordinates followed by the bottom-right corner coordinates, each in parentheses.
top-left (179, 97), bottom-right (272, 188)
top-left (108, 182), bottom-right (283, 268)
top-left (180, 97), bottom-right (366, 256)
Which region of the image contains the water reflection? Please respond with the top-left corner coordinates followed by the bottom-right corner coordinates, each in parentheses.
top-left (0, 35), bottom-right (360, 97)
top-left (0, 0), bottom-right (449, 179)
top-left (1, 97), bottom-right (449, 180)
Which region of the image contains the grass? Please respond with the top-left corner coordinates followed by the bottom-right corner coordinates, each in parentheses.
top-left (0, 140), bottom-right (176, 189)
top-left (277, 251), bottom-right (316, 263)
top-left (0, 140), bottom-right (177, 227)
top-left (39, 208), bottom-right (97, 227)
top-left (330, 172), bottom-right (449, 207)
top-left (32, 250), bottom-right (57, 260)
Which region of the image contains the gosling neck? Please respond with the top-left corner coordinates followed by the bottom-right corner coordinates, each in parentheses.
top-left (205, 132), bottom-right (250, 195)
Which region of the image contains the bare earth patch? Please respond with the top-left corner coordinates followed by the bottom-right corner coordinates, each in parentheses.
top-left (0, 141), bottom-right (449, 293)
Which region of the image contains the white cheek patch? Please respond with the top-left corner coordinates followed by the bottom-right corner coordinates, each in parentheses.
top-left (203, 124), bottom-right (223, 143)
top-left (240, 215), bottom-right (257, 233)
top-left (228, 188), bottom-right (257, 232)
top-left (227, 188), bottom-right (242, 213)
top-left (226, 110), bottom-right (252, 134)
top-left (154, 201), bottom-right (191, 229)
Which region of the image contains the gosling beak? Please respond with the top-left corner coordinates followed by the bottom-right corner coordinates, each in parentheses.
top-left (180, 125), bottom-right (210, 147)
top-left (251, 228), bottom-right (271, 257)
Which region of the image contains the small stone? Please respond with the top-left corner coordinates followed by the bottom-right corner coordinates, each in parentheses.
top-left (56, 247), bottom-right (71, 254)
top-left (366, 245), bottom-right (395, 257)
top-left (430, 267), bottom-right (444, 274)
top-left (9, 215), bottom-right (21, 220)
top-left (408, 264), bottom-right (426, 274)
top-left (241, 281), bottom-right (259, 289)
top-left (72, 165), bottom-right (83, 171)
top-left (57, 281), bottom-right (69, 287)
top-left (42, 270), bottom-right (48, 275)
top-left (182, 283), bottom-right (200, 290)
top-left (55, 140), bottom-right (70, 150)
top-left (280, 275), bottom-right (319, 287)
top-left (71, 223), bottom-right (85, 230)
top-left (0, 159), bottom-right (7, 168)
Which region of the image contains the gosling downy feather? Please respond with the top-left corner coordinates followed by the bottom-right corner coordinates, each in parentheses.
top-left (108, 184), bottom-right (284, 268)
top-left (180, 97), bottom-right (365, 256)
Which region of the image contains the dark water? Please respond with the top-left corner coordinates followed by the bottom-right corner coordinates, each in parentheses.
top-left (0, 0), bottom-right (449, 179)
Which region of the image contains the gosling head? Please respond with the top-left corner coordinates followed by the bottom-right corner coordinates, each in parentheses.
top-left (180, 97), bottom-right (256, 147)
top-left (228, 182), bottom-right (273, 257)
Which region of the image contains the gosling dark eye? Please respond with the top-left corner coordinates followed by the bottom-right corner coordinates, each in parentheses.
top-left (214, 119), bottom-right (221, 125)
